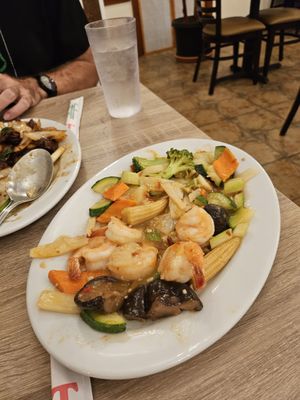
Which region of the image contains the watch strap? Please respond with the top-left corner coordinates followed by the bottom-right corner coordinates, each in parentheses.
top-left (35, 74), bottom-right (57, 97)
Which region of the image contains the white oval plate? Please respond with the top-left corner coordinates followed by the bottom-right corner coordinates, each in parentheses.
top-left (27, 138), bottom-right (280, 380)
top-left (0, 118), bottom-right (81, 237)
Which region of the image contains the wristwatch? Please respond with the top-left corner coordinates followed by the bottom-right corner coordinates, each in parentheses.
top-left (35, 74), bottom-right (57, 97)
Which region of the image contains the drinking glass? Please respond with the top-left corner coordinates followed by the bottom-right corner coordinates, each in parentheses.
top-left (85, 17), bottom-right (141, 118)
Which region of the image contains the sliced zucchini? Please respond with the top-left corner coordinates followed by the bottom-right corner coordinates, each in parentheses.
top-left (193, 195), bottom-right (208, 207)
top-left (145, 228), bottom-right (162, 242)
top-left (223, 178), bottom-right (245, 195)
top-left (207, 192), bottom-right (237, 210)
top-left (229, 207), bottom-right (254, 228)
top-left (234, 192), bottom-right (244, 209)
top-left (214, 145), bottom-right (226, 160)
top-left (89, 198), bottom-right (112, 217)
top-left (91, 177), bottom-right (120, 194)
top-left (132, 157), bottom-right (167, 172)
top-left (80, 310), bottom-right (126, 333)
top-left (210, 228), bottom-right (233, 249)
top-left (206, 164), bottom-right (222, 187)
top-left (233, 222), bottom-right (249, 238)
top-left (195, 164), bottom-right (207, 177)
top-left (121, 171), bottom-right (140, 185)
top-left (0, 198), bottom-right (10, 212)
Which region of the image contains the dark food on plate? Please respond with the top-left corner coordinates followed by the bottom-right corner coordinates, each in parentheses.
top-left (204, 204), bottom-right (229, 235)
top-left (123, 279), bottom-right (202, 321)
top-left (0, 119), bottom-right (64, 170)
top-left (74, 276), bottom-right (131, 313)
top-left (0, 119), bottom-right (66, 209)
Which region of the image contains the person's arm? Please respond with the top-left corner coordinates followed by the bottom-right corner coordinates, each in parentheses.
top-left (0, 48), bottom-right (98, 121)
top-left (48, 48), bottom-right (98, 95)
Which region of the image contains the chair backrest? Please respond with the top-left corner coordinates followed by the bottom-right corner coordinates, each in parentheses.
top-left (82, 0), bottom-right (102, 22)
top-left (196, 0), bottom-right (221, 38)
top-left (271, 0), bottom-right (298, 6)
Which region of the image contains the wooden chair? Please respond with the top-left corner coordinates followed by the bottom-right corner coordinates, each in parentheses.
top-left (270, 0), bottom-right (300, 62)
top-left (193, 0), bottom-right (265, 95)
top-left (280, 88), bottom-right (300, 135)
top-left (257, 2), bottom-right (300, 78)
top-left (82, 0), bottom-right (102, 22)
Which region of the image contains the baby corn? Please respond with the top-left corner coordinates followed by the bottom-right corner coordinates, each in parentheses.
top-left (203, 237), bottom-right (241, 281)
top-left (38, 290), bottom-right (80, 314)
top-left (121, 197), bottom-right (168, 225)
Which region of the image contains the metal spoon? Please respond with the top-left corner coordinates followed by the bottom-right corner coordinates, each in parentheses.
top-left (0, 149), bottom-right (53, 226)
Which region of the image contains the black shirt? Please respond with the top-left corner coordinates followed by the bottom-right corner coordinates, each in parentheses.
top-left (0, 0), bottom-right (89, 77)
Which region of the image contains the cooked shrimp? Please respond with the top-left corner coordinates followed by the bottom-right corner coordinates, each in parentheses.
top-left (175, 206), bottom-right (214, 245)
top-left (105, 217), bottom-right (142, 245)
top-left (108, 242), bottom-right (158, 281)
top-left (67, 237), bottom-right (116, 280)
top-left (158, 241), bottom-right (205, 287)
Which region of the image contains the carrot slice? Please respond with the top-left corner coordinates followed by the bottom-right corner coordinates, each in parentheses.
top-left (89, 226), bottom-right (108, 237)
top-left (213, 148), bottom-right (239, 182)
top-left (102, 181), bottom-right (129, 201)
top-left (48, 270), bottom-right (109, 294)
top-left (96, 198), bottom-right (136, 223)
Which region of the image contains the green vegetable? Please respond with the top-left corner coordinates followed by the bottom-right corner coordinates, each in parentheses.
top-left (233, 222), bottom-right (249, 238)
top-left (80, 310), bottom-right (126, 333)
top-left (195, 164), bottom-right (207, 177)
top-left (121, 171), bottom-right (140, 185)
top-left (210, 228), bottom-right (233, 249)
top-left (193, 195), bottom-right (208, 207)
top-left (0, 198), bottom-right (10, 212)
top-left (206, 164), bottom-right (222, 186)
top-left (161, 148), bottom-right (194, 179)
top-left (229, 207), bottom-right (254, 228)
top-left (207, 192), bottom-right (237, 210)
top-left (145, 229), bottom-right (161, 242)
top-left (89, 198), bottom-right (112, 217)
top-left (0, 148), bottom-right (12, 161)
top-left (91, 177), bottom-right (120, 194)
top-left (223, 178), bottom-right (245, 195)
top-left (214, 145), bottom-right (226, 160)
top-left (234, 192), bottom-right (244, 209)
top-left (132, 156), bottom-right (167, 172)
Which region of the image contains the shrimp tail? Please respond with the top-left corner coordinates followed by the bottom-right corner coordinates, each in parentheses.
top-left (192, 264), bottom-right (206, 290)
top-left (68, 256), bottom-right (84, 280)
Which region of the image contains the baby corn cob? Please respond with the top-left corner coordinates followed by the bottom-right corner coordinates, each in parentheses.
top-left (121, 197), bottom-right (168, 225)
top-left (38, 290), bottom-right (80, 314)
top-left (203, 237), bottom-right (241, 281)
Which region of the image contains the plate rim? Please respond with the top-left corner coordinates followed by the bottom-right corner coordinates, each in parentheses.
top-left (26, 137), bottom-right (281, 379)
top-left (0, 118), bottom-right (81, 237)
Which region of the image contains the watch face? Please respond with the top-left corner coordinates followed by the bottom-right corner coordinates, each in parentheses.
top-left (40, 75), bottom-right (52, 90)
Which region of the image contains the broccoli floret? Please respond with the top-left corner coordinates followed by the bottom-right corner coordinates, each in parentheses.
top-left (161, 148), bottom-right (194, 179)
top-left (132, 156), bottom-right (167, 172)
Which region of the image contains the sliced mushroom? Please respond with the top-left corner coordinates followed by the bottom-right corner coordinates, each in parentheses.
top-left (74, 276), bottom-right (130, 314)
top-left (122, 279), bottom-right (203, 321)
top-left (122, 285), bottom-right (147, 321)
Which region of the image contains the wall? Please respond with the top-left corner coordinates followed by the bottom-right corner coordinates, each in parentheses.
top-left (174, 0), bottom-right (272, 19)
top-left (98, 0), bottom-right (133, 19)
top-left (222, 0), bottom-right (271, 17)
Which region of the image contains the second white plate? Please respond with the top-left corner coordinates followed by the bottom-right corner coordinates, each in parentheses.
top-left (0, 118), bottom-right (81, 237)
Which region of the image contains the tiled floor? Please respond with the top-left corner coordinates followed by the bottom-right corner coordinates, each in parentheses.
top-left (139, 43), bottom-right (300, 206)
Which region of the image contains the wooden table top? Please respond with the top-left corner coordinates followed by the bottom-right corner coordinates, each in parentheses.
top-left (1, 86), bottom-right (299, 400)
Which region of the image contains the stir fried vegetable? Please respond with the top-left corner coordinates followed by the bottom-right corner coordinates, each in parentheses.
top-left (32, 145), bottom-right (256, 334)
